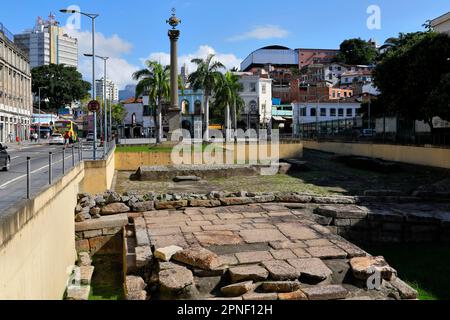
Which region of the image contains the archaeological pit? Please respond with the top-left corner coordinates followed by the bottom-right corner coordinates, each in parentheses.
top-left (64, 186), bottom-right (450, 301)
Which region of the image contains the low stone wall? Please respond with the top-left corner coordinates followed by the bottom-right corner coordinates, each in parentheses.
top-left (314, 204), bottom-right (450, 243)
top-left (74, 190), bottom-right (450, 245)
top-left (80, 147), bottom-right (116, 194)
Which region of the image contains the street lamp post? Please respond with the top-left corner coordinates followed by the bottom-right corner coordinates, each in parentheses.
top-left (38, 86), bottom-right (47, 143)
top-left (85, 54), bottom-right (109, 156)
top-left (60, 9), bottom-right (99, 160)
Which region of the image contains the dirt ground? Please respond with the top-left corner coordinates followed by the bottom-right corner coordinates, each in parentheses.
top-left (113, 149), bottom-right (450, 196)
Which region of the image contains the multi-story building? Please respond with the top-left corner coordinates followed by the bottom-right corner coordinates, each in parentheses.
top-left (431, 11), bottom-right (450, 35)
top-left (241, 45), bottom-right (298, 104)
top-left (0, 23), bottom-right (33, 142)
top-left (96, 78), bottom-right (119, 103)
top-left (292, 101), bottom-right (361, 136)
top-left (297, 48), bottom-right (340, 68)
top-left (14, 14), bottom-right (78, 68)
top-left (235, 71), bottom-right (272, 130)
top-left (290, 80), bottom-right (353, 103)
top-left (180, 63), bottom-right (189, 88)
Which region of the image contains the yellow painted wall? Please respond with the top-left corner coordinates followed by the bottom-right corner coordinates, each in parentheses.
top-left (303, 140), bottom-right (450, 169)
top-left (0, 164), bottom-right (84, 300)
top-left (80, 147), bottom-right (116, 194)
top-left (115, 143), bottom-right (303, 171)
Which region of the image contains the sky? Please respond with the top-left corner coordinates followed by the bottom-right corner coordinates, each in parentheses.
top-left (2, 0), bottom-right (449, 89)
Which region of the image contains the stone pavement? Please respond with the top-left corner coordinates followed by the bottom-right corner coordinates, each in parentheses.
top-left (125, 202), bottom-right (418, 300)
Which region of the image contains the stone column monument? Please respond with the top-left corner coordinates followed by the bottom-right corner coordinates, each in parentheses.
top-left (166, 8), bottom-right (181, 141)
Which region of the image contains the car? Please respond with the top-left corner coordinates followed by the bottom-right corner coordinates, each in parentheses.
top-left (0, 143), bottom-right (10, 171)
top-left (361, 129), bottom-right (376, 137)
top-left (86, 133), bottom-right (95, 142)
top-left (49, 133), bottom-right (65, 145)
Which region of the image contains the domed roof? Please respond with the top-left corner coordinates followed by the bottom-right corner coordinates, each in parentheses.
top-left (260, 45), bottom-right (292, 50)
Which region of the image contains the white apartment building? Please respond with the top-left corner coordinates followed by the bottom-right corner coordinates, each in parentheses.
top-left (14, 14), bottom-right (78, 68)
top-left (431, 12), bottom-right (450, 35)
top-left (0, 24), bottom-right (33, 142)
top-left (235, 72), bottom-right (273, 129)
top-left (96, 78), bottom-right (119, 103)
top-left (292, 101), bottom-right (361, 134)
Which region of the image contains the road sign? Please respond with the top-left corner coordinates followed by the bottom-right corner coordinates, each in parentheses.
top-left (88, 100), bottom-right (100, 112)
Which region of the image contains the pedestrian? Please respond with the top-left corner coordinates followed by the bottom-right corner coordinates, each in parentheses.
top-left (15, 135), bottom-right (20, 145)
top-left (9, 132), bottom-right (13, 143)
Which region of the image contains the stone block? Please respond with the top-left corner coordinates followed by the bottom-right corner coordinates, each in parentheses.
top-left (80, 266), bottom-right (95, 285)
top-left (75, 214), bottom-right (128, 232)
top-left (302, 285), bottom-right (348, 300)
top-left (263, 260), bottom-right (300, 281)
top-left (240, 229), bottom-right (288, 243)
top-left (125, 275), bottom-right (147, 292)
top-left (173, 247), bottom-right (221, 270)
top-left (76, 240), bottom-right (90, 253)
top-left (219, 197), bottom-right (255, 206)
top-left (135, 246), bottom-right (152, 268)
top-left (235, 251), bottom-right (273, 264)
top-left (276, 223), bottom-right (318, 240)
top-left (314, 205), bottom-right (368, 219)
top-left (83, 229), bottom-right (102, 239)
top-left (131, 201), bottom-right (154, 212)
top-left (66, 285), bottom-right (90, 300)
top-left (260, 281), bottom-right (301, 293)
top-left (229, 265), bottom-right (269, 283)
top-left (278, 290), bottom-right (308, 300)
top-left (242, 292), bottom-right (278, 300)
top-left (221, 281), bottom-right (255, 297)
top-left (350, 256), bottom-right (397, 281)
top-left (189, 199), bottom-right (222, 207)
top-left (306, 246), bottom-right (348, 260)
top-left (155, 200), bottom-right (189, 210)
top-left (287, 258), bottom-right (333, 283)
top-left (101, 203), bottom-right (130, 215)
top-left (154, 245), bottom-right (184, 262)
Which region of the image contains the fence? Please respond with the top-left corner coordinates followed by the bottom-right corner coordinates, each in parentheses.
top-left (296, 118), bottom-right (450, 148)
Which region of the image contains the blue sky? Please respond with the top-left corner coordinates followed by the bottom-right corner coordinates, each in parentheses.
top-left (2, 0), bottom-right (449, 89)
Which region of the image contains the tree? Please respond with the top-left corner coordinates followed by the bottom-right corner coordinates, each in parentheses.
top-left (31, 64), bottom-right (91, 111)
top-left (112, 103), bottom-right (127, 126)
top-left (334, 38), bottom-right (378, 65)
top-left (188, 54), bottom-right (225, 141)
top-left (373, 32), bottom-right (450, 130)
top-left (133, 61), bottom-right (171, 143)
top-left (212, 72), bottom-right (244, 140)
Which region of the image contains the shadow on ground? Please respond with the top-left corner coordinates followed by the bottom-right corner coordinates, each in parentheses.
top-left (361, 243), bottom-right (450, 300)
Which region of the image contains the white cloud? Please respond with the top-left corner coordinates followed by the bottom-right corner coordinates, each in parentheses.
top-left (64, 28), bottom-right (139, 89)
top-left (141, 45), bottom-right (242, 73)
top-left (228, 25), bottom-right (289, 42)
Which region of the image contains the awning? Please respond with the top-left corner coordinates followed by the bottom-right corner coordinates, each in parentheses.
top-left (272, 116), bottom-right (286, 122)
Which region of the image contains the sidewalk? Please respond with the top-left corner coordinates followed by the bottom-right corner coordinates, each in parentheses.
top-left (3, 141), bottom-right (47, 151)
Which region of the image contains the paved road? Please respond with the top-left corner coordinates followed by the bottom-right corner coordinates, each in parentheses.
top-left (0, 142), bottom-right (106, 214)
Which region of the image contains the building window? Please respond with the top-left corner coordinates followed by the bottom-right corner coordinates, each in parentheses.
top-left (330, 108), bottom-right (336, 117)
top-left (310, 108), bottom-right (317, 117)
top-left (250, 83), bottom-right (256, 92)
top-left (181, 100), bottom-right (190, 115)
top-left (262, 84), bottom-right (266, 94)
top-left (301, 108), bottom-right (307, 117)
top-left (320, 108), bottom-right (326, 117)
top-left (346, 109), bottom-right (353, 117)
top-left (194, 100), bottom-right (202, 115)
top-left (338, 108), bottom-right (344, 117)
top-left (328, 74), bottom-right (333, 80)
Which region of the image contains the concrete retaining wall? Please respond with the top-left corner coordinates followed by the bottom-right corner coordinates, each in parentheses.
top-left (0, 164), bottom-right (84, 300)
top-left (303, 140), bottom-right (450, 169)
top-left (80, 147), bottom-right (116, 194)
top-left (0, 147), bottom-right (116, 300)
top-left (115, 142), bottom-right (303, 171)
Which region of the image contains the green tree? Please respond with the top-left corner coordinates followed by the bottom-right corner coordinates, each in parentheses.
top-left (334, 38), bottom-right (378, 65)
top-left (373, 32), bottom-right (450, 130)
top-left (133, 61), bottom-right (171, 143)
top-left (111, 103), bottom-right (127, 126)
top-left (188, 54), bottom-right (225, 141)
top-left (31, 64), bottom-right (91, 111)
top-left (212, 72), bottom-right (244, 140)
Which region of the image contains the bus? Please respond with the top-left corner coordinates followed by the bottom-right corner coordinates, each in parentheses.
top-left (54, 120), bottom-right (79, 143)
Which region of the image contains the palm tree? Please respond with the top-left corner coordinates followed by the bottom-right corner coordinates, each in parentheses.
top-left (214, 71), bottom-right (244, 141)
top-left (188, 54), bottom-right (225, 141)
top-left (133, 60), bottom-right (170, 144)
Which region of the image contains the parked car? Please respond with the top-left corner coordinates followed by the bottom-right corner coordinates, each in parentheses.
top-left (361, 129), bottom-right (376, 137)
top-left (0, 143), bottom-right (10, 171)
top-left (49, 133), bottom-right (65, 145)
top-left (86, 133), bottom-right (95, 142)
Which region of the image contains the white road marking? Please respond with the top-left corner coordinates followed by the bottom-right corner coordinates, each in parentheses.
top-left (10, 156), bottom-right (20, 160)
top-left (0, 155), bottom-right (74, 189)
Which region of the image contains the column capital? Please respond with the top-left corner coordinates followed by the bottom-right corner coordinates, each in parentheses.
top-left (168, 29), bottom-right (180, 41)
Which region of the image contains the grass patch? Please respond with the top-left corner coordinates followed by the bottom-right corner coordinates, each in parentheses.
top-left (89, 255), bottom-right (124, 301)
top-left (362, 243), bottom-right (450, 300)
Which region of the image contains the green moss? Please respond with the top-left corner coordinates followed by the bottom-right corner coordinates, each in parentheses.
top-left (88, 255), bottom-right (124, 301)
top-left (362, 243), bottom-right (450, 300)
